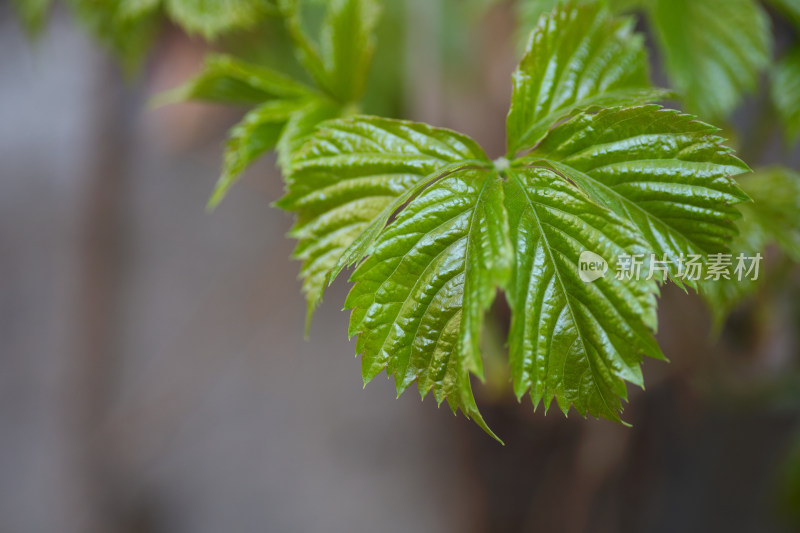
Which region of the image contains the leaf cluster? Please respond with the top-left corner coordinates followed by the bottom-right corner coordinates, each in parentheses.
top-left (279, 3), bottom-right (753, 438)
top-left (16, 0), bottom-right (800, 438)
top-left (160, 0), bottom-right (379, 208)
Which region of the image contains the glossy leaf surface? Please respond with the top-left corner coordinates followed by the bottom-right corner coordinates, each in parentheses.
top-left (507, 2), bottom-right (665, 155)
top-left (346, 169), bottom-right (509, 438)
top-left (504, 166), bottom-right (661, 420)
top-left (209, 100), bottom-right (308, 209)
top-left (527, 105), bottom-right (750, 284)
top-left (277, 117), bottom-right (489, 316)
top-left (277, 4), bottom-right (757, 437)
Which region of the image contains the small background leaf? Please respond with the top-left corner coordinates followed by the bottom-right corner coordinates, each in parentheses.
top-left (156, 54), bottom-right (314, 106)
top-left (700, 167), bottom-right (800, 326)
top-left (772, 47), bottom-right (800, 143)
top-left (164, 0), bottom-right (272, 39)
top-left (649, 0), bottom-right (771, 119)
top-left (319, 0), bottom-right (380, 103)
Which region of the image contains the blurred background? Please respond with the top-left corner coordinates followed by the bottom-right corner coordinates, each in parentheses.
top-left (2, 1), bottom-right (800, 532)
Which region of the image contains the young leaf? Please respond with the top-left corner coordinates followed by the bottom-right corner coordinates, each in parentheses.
top-left (700, 168), bottom-right (800, 326)
top-left (507, 2), bottom-right (666, 155)
top-left (162, 0), bottom-right (382, 207)
top-left (503, 166), bottom-right (662, 420)
top-left (208, 99), bottom-right (308, 209)
top-left (164, 0), bottom-right (271, 39)
top-left (345, 169), bottom-right (510, 440)
top-left (156, 55), bottom-right (314, 106)
top-left (209, 97), bottom-right (345, 209)
top-left (275, 98), bottom-right (343, 168)
top-left (280, 0), bottom-right (380, 104)
top-left (159, 55), bottom-right (344, 207)
top-left (516, 0), bottom-right (641, 40)
top-left (772, 48), bottom-right (800, 143)
top-left (280, 0), bottom-right (330, 93)
top-left (739, 168), bottom-right (800, 259)
top-left (118, 0), bottom-right (160, 19)
top-left (649, 0), bottom-right (771, 119)
top-left (277, 117), bottom-right (489, 316)
top-left (525, 105), bottom-right (751, 285)
top-left (276, 2), bottom-right (756, 436)
top-left (319, 0), bottom-right (381, 102)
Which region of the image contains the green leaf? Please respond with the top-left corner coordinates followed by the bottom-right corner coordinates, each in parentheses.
top-left (158, 55), bottom-right (331, 208)
top-left (503, 166), bottom-right (662, 420)
top-left (526, 105), bottom-right (750, 285)
top-left (208, 100), bottom-right (306, 209)
top-left (700, 167), bottom-right (800, 326)
top-left (516, 0), bottom-right (642, 39)
top-left (275, 98), bottom-right (343, 168)
top-left (156, 55), bottom-right (315, 106)
top-left (209, 98), bottom-right (345, 208)
top-left (649, 0), bottom-right (771, 119)
top-left (507, 2), bottom-right (666, 155)
top-left (345, 169), bottom-right (510, 440)
top-left (319, 0), bottom-right (381, 102)
top-left (277, 116), bottom-right (489, 318)
top-left (281, 0), bottom-right (380, 104)
top-left (274, 2), bottom-right (757, 436)
top-left (118, 0), bottom-right (160, 20)
top-left (280, 0), bottom-right (331, 93)
top-left (739, 168), bottom-right (800, 260)
top-left (160, 55), bottom-right (351, 207)
top-left (772, 47), bottom-right (800, 143)
top-left (164, 0), bottom-right (271, 38)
